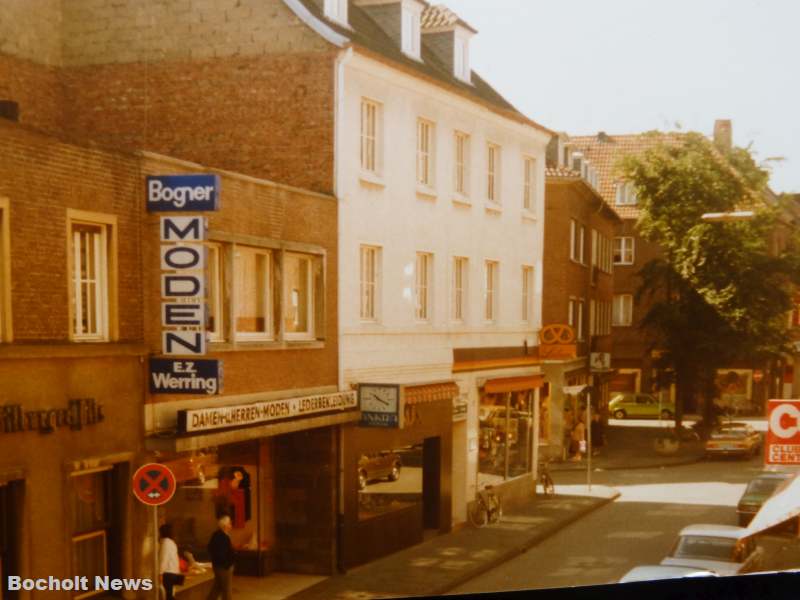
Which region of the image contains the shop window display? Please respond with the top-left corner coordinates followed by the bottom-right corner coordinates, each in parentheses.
top-left (357, 446), bottom-right (422, 521)
top-left (161, 442), bottom-right (262, 566)
top-left (70, 469), bottom-right (114, 597)
top-left (478, 390), bottom-right (534, 484)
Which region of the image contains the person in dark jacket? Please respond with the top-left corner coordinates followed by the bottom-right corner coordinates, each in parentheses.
top-left (206, 515), bottom-right (235, 600)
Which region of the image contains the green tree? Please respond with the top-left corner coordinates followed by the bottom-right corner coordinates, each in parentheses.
top-left (619, 132), bottom-right (800, 434)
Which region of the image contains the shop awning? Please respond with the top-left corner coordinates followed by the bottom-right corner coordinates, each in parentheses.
top-left (404, 381), bottom-right (460, 405)
top-left (484, 375), bottom-right (545, 394)
top-left (745, 475), bottom-right (800, 536)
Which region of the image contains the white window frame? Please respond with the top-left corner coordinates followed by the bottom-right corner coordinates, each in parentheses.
top-left (401, 4), bottom-right (421, 59)
top-left (233, 245), bottom-right (273, 341)
top-left (568, 297), bottom-right (576, 328)
top-left (0, 198), bottom-right (10, 342)
top-left (68, 212), bottom-right (115, 343)
top-left (523, 156), bottom-right (536, 211)
top-left (522, 266), bottom-right (534, 323)
top-left (360, 98), bottom-right (381, 175)
top-left (417, 118), bottom-right (435, 187)
top-left (283, 252), bottom-right (316, 341)
top-left (569, 220), bottom-right (585, 264)
top-left (415, 252), bottom-right (433, 321)
top-left (589, 299), bottom-right (596, 336)
top-left (615, 181), bottom-right (638, 206)
top-left (452, 256), bottom-right (468, 322)
top-left (613, 294), bottom-right (634, 327)
top-left (487, 143), bottom-right (501, 204)
top-left (206, 242), bottom-right (225, 342)
top-left (323, 0), bottom-right (348, 25)
top-left (577, 299), bottom-right (585, 341)
top-left (614, 236), bottom-right (635, 265)
top-left (454, 131), bottom-right (470, 197)
top-left (484, 260), bottom-right (498, 322)
top-left (360, 245), bottom-right (380, 322)
top-left (454, 35), bottom-right (470, 82)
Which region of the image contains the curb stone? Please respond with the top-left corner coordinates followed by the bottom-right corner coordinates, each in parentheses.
top-left (550, 455), bottom-right (705, 473)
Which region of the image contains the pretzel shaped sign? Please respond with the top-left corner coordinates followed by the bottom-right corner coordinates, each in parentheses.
top-left (540, 324), bottom-right (575, 345)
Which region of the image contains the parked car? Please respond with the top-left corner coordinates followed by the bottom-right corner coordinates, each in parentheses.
top-left (705, 422), bottom-right (762, 459)
top-left (609, 393), bottom-right (675, 420)
top-left (660, 524), bottom-right (764, 576)
top-left (618, 565), bottom-right (717, 583)
top-left (737, 471), bottom-right (794, 526)
top-left (358, 452), bottom-right (401, 490)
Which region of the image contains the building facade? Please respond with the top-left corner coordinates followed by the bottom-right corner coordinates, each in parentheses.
top-left (540, 155), bottom-right (620, 459)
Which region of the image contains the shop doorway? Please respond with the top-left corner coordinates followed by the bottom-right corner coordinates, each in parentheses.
top-left (422, 437), bottom-right (441, 532)
top-left (0, 480), bottom-right (22, 600)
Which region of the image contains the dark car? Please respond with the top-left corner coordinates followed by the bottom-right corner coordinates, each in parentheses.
top-left (737, 471), bottom-right (794, 526)
top-left (358, 452), bottom-right (401, 490)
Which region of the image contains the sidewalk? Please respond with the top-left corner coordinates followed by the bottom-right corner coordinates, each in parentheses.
top-left (275, 488), bottom-right (619, 600)
top-left (550, 424), bottom-right (706, 472)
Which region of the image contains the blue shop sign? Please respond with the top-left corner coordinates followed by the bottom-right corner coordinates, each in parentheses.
top-left (149, 358), bottom-right (222, 395)
top-left (146, 174), bottom-right (220, 212)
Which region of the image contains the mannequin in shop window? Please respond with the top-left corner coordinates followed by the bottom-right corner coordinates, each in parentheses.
top-left (214, 467), bottom-right (251, 530)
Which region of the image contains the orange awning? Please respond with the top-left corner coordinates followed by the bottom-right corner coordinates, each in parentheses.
top-left (484, 375), bottom-right (545, 394)
top-left (404, 381), bottom-right (460, 405)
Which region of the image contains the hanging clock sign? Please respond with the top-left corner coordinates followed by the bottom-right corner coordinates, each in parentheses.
top-left (358, 383), bottom-right (400, 428)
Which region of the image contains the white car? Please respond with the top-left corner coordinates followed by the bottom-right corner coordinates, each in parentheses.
top-left (618, 565), bottom-right (718, 583)
top-left (660, 524), bottom-right (764, 576)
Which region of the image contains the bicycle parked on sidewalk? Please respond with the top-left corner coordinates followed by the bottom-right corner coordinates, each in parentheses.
top-left (468, 484), bottom-right (502, 526)
top-left (538, 460), bottom-right (555, 498)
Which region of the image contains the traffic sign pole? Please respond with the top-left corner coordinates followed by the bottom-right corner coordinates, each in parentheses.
top-left (153, 506), bottom-right (159, 600)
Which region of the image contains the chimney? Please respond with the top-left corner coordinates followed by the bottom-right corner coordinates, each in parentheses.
top-left (713, 119), bottom-right (732, 153)
top-left (420, 5), bottom-right (477, 82)
top-left (597, 131), bottom-right (610, 143)
top-left (0, 100), bottom-right (19, 122)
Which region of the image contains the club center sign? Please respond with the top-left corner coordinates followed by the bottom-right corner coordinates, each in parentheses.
top-left (147, 174), bottom-right (222, 395)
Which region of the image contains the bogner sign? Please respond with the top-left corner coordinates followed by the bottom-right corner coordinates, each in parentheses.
top-left (147, 174), bottom-right (222, 394)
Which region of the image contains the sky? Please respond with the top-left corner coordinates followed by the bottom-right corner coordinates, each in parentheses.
top-left (444, 0), bottom-right (800, 193)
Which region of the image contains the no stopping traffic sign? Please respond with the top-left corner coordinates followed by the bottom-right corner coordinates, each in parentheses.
top-left (132, 463), bottom-right (177, 506)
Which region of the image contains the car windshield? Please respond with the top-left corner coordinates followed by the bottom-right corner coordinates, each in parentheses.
top-left (745, 477), bottom-right (785, 496)
top-left (671, 536), bottom-right (737, 561)
top-left (712, 428), bottom-right (747, 439)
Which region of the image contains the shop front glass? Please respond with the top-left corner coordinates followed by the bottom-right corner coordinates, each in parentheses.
top-left (161, 441), bottom-right (263, 565)
top-left (478, 390), bottom-right (534, 484)
top-left (357, 445), bottom-right (423, 521)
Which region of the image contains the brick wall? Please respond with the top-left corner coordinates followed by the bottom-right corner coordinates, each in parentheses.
top-left (543, 179), bottom-right (617, 356)
top-left (0, 54), bottom-right (64, 135)
top-left (62, 50), bottom-right (337, 193)
top-left (0, 120), bottom-right (143, 342)
top-left (0, 0), bottom-right (62, 65)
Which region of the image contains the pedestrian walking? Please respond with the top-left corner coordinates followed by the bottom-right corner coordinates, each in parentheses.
top-left (206, 515), bottom-right (235, 600)
top-left (570, 415), bottom-right (586, 462)
top-left (159, 523), bottom-right (185, 600)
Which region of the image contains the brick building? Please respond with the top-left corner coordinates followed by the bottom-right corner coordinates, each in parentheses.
top-left (566, 123), bottom-right (787, 415)
top-left (539, 155), bottom-right (621, 459)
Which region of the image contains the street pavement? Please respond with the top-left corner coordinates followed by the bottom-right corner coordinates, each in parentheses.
top-left (450, 455), bottom-right (800, 595)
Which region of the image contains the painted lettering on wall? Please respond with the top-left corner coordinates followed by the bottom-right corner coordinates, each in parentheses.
top-left (0, 399), bottom-right (105, 434)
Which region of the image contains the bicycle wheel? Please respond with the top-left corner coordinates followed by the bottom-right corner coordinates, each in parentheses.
top-left (468, 500), bottom-right (488, 527)
top-left (540, 473), bottom-right (555, 498)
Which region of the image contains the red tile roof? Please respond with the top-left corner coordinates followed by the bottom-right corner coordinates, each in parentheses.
top-left (421, 4), bottom-right (478, 33)
top-left (568, 132), bottom-right (686, 220)
top-left (545, 166), bottom-right (622, 223)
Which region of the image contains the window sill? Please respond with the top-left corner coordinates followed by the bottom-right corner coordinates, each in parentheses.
top-left (0, 342), bottom-right (148, 360)
top-left (211, 340), bottom-right (325, 351)
top-left (416, 185), bottom-right (438, 200)
top-left (484, 201), bottom-right (502, 214)
top-left (614, 262), bottom-right (634, 267)
top-left (521, 209), bottom-right (537, 222)
top-left (452, 193), bottom-right (471, 207)
top-left (569, 259), bottom-right (588, 267)
top-left (359, 171), bottom-right (386, 188)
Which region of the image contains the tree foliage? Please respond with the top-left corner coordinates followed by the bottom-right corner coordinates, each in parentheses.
top-left (618, 132), bottom-right (800, 429)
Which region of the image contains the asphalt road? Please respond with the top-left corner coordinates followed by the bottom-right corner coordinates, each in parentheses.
top-left (450, 455), bottom-right (799, 594)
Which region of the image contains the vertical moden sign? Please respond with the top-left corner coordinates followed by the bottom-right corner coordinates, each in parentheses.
top-left (146, 174), bottom-right (220, 359)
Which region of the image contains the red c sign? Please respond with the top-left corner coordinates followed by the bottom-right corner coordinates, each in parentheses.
top-left (766, 399), bottom-right (800, 465)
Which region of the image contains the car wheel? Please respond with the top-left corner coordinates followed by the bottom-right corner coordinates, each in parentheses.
top-left (358, 470), bottom-right (367, 490)
top-left (661, 409), bottom-right (673, 419)
top-left (388, 462), bottom-right (401, 481)
top-left (613, 409), bottom-right (626, 420)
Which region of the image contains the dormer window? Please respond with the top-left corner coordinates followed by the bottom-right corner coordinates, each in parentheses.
top-left (324, 0), bottom-right (348, 25)
top-left (454, 35), bottom-right (470, 82)
top-left (401, 3), bottom-right (422, 59)
top-left (616, 181), bottom-right (638, 206)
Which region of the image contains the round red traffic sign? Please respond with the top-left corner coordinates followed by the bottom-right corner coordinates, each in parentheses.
top-left (132, 463), bottom-right (177, 506)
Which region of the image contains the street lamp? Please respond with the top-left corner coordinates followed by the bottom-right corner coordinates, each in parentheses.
top-left (700, 210), bottom-right (755, 222)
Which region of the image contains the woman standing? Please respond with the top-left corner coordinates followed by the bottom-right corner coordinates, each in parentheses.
top-left (159, 523), bottom-right (185, 600)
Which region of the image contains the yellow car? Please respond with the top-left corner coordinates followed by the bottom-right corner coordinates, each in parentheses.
top-left (705, 422), bottom-right (762, 459)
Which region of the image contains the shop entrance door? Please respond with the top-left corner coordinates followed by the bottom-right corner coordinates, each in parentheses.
top-left (422, 437), bottom-right (441, 531)
top-left (0, 480), bottom-right (21, 600)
